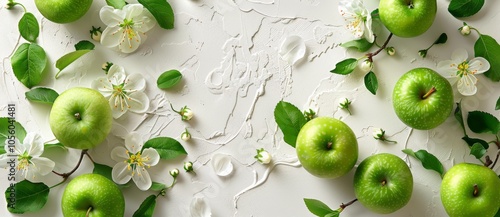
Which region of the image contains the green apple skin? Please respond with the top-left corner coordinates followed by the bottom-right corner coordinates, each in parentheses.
top-left (34, 0), bottom-right (93, 24)
top-left (392, 68), bottom-right (453, 130)
top-left (62, 173), bottom-right (125, 217)
top-left (296, 117), bottom-right (358, 179)
top-left (50, 87), bottom-right (112, 150)
top-left (440, 163), bottom-right (500, 217)
top-left (354, 153), bottom-right (413, 214)
top-left (379, 0), bottom-right (437, 37)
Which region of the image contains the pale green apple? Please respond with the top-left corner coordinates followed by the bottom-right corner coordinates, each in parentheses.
top-left (296, 117), bottom-right (358, 179)
top-left (379, 0), bottom-right (437, 37)
top-left (35, 0), bottom-right (93, 23)
top-left (62, 173), bottom-right (125, 217)
top-left (49, 87), bottom-right (112, 150)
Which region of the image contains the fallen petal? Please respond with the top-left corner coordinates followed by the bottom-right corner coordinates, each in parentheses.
top-left (190, 196), bottom-right (212, 217)
top-left (279, 35), bottom-right (306, 65)
top-left (211, 153), bottom-right (233, 177)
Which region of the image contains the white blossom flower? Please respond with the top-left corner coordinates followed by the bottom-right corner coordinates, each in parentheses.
top-left (0, 133), bottom-right (55, 182)
top-left (254, 148), bottom-right (272, 164)
top-left (92, 64), bottom-right (150, 119)
top-left (110, 132), bottom-right (160, 191)
top-left (437, 48), bottom-right (490, 96)
top-left (99, 4), bottom-right (155, 53)
top-left (338, 0), bottom-right (374, 43)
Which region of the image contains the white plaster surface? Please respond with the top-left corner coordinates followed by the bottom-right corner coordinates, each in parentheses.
top-left (0, 0), bottom-right (499, 216)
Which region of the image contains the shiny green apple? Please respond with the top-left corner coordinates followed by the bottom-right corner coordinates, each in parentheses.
top-left (35, 0), bottom-right (93, 23)
top-left (379, 0), bottom-right (437, 37)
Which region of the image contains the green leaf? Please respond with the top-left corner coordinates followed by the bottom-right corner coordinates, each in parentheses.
top-left (11, 43), bottom-right (47, 88)
top-left (371, 8), bottom-right (379, 19)
top-left (149, 182), bottom-right (166, 191)
top-left (454, 102), bottom-right (466, 134)
top-left (25, 87), bottom-right (59, 104)
top-left (157, 70), bottom-right (182, 89)
top-left (5, 180), bottom-right (50, 214)
top-left (448, 0), bottom-right (485, 18)
top-left (467, 111), bottom-right (500, 134)
top-left (364, 71), bottom-right (378, 95)
top-left (403, 149), bottom-right (444, 178)
top-left (341, 38), bottom-right (373, 52)
top-left (93, 162), bottom-right (114, 181)
top-left (106, 0), bottom-right (126, 9)
top-left (325, 212), bottom-right (341, 217)
top-left (433, 33), bottom-right (448, 45)
top-left (495, 207), bottom-right (500, 217)
top-left (55, 50), bottom-right (92, 78)
top-left (462, 136), bottom-right (489, 149)
top-left (330, 58), bottom-right (358, 75)
top-left (143, 137), bottom-right (187, 160)
top-left (44, 143), bottom-right (67, 151)
top-left (470, 143), bottom-right (487, 159)
top-left (474, 34), bottom-right (500, 81)
top-left (18, 12), bottom-right (39, 42)
top-left (496, 96), bottom-right (500, 110)
top-left (303, 198), bottom-right (335, 216)
top-left (274, 101), bottom-right (307, 148)
top-left (133, 194), bottom-right (157, 217)
top-left (74, 40), bottom-right (95, 51)
top-left (0, 117), bottom-right (27, 155)
top-left (138, 0), bottom-right (175, 29)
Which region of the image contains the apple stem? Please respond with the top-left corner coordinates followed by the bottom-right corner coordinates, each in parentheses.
top-left (473, 184), bottom-right (479, 197)
top-left (86, 207), bottom-right (92, 217)
top-left (52, 149), bottom-right (88, 179)
top-left (367, 33), bottom-right (393, 62)
top-left (421, 87), bottom-right (436, 99)
top-left (326, 142), bottom-right (333, 150)
top-left (74, 112), bottom-right (82, 121)
top-left (339, 198), bottom-right (358, 210)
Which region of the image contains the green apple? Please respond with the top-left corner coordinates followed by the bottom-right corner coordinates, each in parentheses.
top-left (440, 163), bottom-right (500, 217)
top-left (49, 87), bottom-right (112, 150)
top-left (35, 0), bottom-right (93, 23)
top-left (392, 67), bottom-right (453, 130)
top-left (354, 153), bottom-right (413, 214)
top-left (379, 0), bottom-right (437, 37)
top-left (62, 173), bottom-right (125, 217)
top-left (296, 117), bottom-right (358, 179)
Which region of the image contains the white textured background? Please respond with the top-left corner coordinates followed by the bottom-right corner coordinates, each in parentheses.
top-left (1, 0), bottom-right (499, 216)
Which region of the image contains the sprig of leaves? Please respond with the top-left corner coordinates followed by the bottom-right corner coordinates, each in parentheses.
top-left (304, 198), bottom-right (340, 217)
top-left (448, 0), bottom-right (484, 18)
top-left (274, 101), bottom-right (307, 148)
top-left (55, 40), bottom-right (95, 79)
top-left (418, 33), bottom-right (447, 58)
top-left (402, 149), bottom-right (445, 178)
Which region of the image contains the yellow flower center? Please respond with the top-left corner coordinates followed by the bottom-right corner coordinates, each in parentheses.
top-left (457, 61), bottom-right (471, 77)
top-left (125, 150), bottom-right (151, 176)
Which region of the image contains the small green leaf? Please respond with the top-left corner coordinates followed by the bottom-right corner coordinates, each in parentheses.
top-left (143, 137), bottom-right (187, 160)
top-left (18, 12), bottom-right (39, 42)
top-left (149, 182), bottom-right (166, 191)
top-left (93, 162), bottom-right (114, 181)
top-left (341, 38), bottom-right (374, 52)
top-left (25, 87), bottom-right (59, 104)
top-left (433, 33), bottom-right (448, 45)
top-left (325, 212), bottom-right (341, 217)
top-left (304, 198), bottom-right (335, 217)
top-left (5, 180), bottom-right (50, 214)
top-left (495, 96), bottom-right (500, 110)
top-left (448, 0), bottom-right (485, 18)
top-left (11, 43), bottom-right (47, 88)
top-left (157, 70), bottom-right (182, 89)
top-left (403, 149), bottom-right (444, 178)
top-left (0, 117), bottom-right (27, 155)
top-left (106, 0), bottom-right (126, 9)
top-left (474, 34), bottom-right (500, 81)
top-left (133, 194), bottom-right (157, 217)
top-left (470, 143), bottom-right (487, 159)
top-left (467, 111), bottom-right (500, 134)
top-left (371, 8), bottom-right (379, 19)
top-left (44, 143), bottom-right (67, 151)
top-left (364, 71), bottom-right (378, 95)
top-left (495, 208), bottom-right (500, 217)
top-left (462, 136), bottom-right (489, 149)
top-left (330, 58), bottom-right (358, 75)
top-left (274, 101), bottom-right (307, 148)
top-left (74, 40), bottom-right (95, 51)
top-left (55, 50), bottom-right (92, 78)
top-left (138, 0), bottom-right (175, 29)
top-left (454, 102), bottom-right (466, 134)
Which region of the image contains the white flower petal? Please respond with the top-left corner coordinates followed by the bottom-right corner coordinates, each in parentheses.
top-left (123, 73), bottom-right (146, 92)
top-left (101, 26), bottom-right (122, 48)
top-left (211, 153), bottom-right (233, 177)
top-left (124, 4), bottom-right (144, 19)
top-left (110, 94), bottom-right (127, 119)
top-left (126, 91), bottom-right (150, 114)
top-left (118, 31), bottom-right (142, 53)
top-left (437, 60), bottom-right (458, 78)
top-left (279, 35), bottom-right (306, 65)
top-left (111, 146), bottom-right (130, 162)
top-left (125, 132), bottom-right (143, 154)
top-left (30, 157), bottom-right (55, 176)
top-left (134, 10), bottom-right (155, 33)
top-left (132, 167), bottom-right (152, 191)
top-left (457, 75), bottom-right (478, 96)
top-left (190, 197), bottom-right (212, 217)
top-left (112, 162), bottom-right (132, 184)
top-left (141, 148), bottom-right (160, 166)
top-left (363, 14), bottom-right (374, 43)
top-left (25, 133), bottom-right (44, 157)
top-left (91, 77), bottom-right (114, 98)
top-left (0, 155), bottom-right (14, 169)
top-left (107, 65), bottom-right (127, 85)
top-left (451, 48), bottom-right (468, 64)
top-left (100, 6), bottom-right (124, 27)
top-left (468, 57), bottom-right (490, 74)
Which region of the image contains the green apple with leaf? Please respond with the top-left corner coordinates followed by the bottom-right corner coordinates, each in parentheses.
top-left (34, 0), bottom-right (92, 23)
top-left (354, 153), bottom-right (413, 214)
top-left (49, 87), bottom-right (112, 150)
top-left (379, 0), bottom-right (437, 37)
top-left (392, 67), bottom-right (454, 130)
top-left (61, 173), bottom-right (125, 217)
top-left (296, 117), bottom-right (358, 179)
top-left (440, 163), bottom-right (500, 217)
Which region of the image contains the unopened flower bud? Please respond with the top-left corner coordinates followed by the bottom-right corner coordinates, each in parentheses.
top-left (102, 62), bottom-right (113, 73)
top-left (169, 168), bottom-right (179, 178)
top-left (460, 25), bottom-right (471, 36)
top-left (184, 161), bottom-right (194, 172)
top-left (254, 148), bottom-right (272, 164)
top-left (386, 47), bottom-right (396, 56)
top-left (372, 128), bottom-right (397, 143)
top-left (90, 26), bottom-right (102, 42)
top-left (181, 129), bottom-right (191, 141)
top-left (338, 97), bottom-right (352, 115)
top-left (360, 59), bottom-right (373, 73)
top-left (418, 50), bottom-right (427, 58)
top-left (303, 109), bottom-right (316, 121)
top-left (181, 107), bottom-right (193, 121)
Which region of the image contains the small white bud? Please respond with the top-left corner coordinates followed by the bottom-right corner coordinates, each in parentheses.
top-left (460, 25), bottom-right (471, 36)
top-left (181, 129), bottom-right (191, 141)
top-left (181, 107), bottom-right (193, 121)
top-left (184, 161), bottom-right (194, 172)
top-left (255, 148), bottom-right (272, 164)
top-left (360, 59), bottom-right (373, 73)
top-left (372, 128), bottom-right (384, 140)
top-left (169, 168), bottom-right (179, 178)
top-left (386, 47), bottom-right (396, 56)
